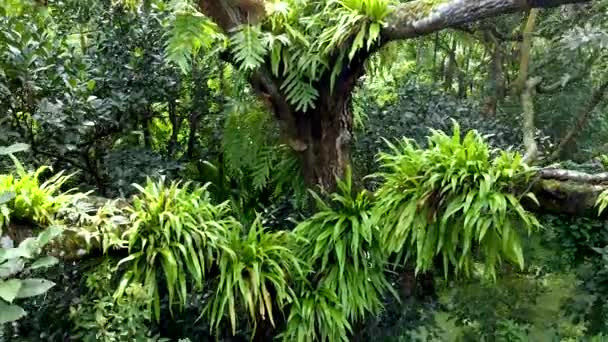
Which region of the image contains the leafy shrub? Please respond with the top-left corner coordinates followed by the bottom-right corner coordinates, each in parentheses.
top-left (115, 177), bottom-right (234, 321)
top-left (67, 198), bottom-right (130, 254)
top-left (540, 214), bottom-right (608, 268)
top-left (564, 245), bottom-right (608, 335)
top-left (103, 147), bottom-right (183, 197)
top-left (280, 285), bottom-right (352, 342)
top-left (446, 276), bottom-right (544, 341)
top-left (205, 217), bottom-right (306, 336)
top-left (0, 156), bottom-right (77, 231)
top-left (0, 225), bottom-right (62, 325)
top-left (373, 123), bottom-right (540, 279)
top-left (69, 259), bottom-right (161, 342)
top-left (293, 167), bottom-right (394, 322)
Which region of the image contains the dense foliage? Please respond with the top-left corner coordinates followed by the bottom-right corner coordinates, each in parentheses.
top-left (2, 0), bottom-right (608, 341)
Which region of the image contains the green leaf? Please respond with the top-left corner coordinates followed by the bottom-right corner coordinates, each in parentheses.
top-left (86, 79), bottom-right (96, 91)
top-left (0, 279), bottom-right (22, 303)
top-left (36, 226), bottom-right (64, 247)
top-left (15, 279), bottom-right (55, 298)
top-left (367, 23), bottom-right (381, 50)
top-left (348, 22), bottom-right (367, 61)
top-left (0, 258), bottom-right (25, 278)
top-left (28, 256), bottom-right (59, 270)
top-left (0, 191), bottom-right (15, 205)
top-left (0, 245), bottom-right (32, 263)
top-left (0, 300), bottom-right (26, 324)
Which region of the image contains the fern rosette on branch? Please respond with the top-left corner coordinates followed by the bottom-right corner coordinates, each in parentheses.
top-left (225, 0), bottom-right (391, 111)
top-left (373, 123), bottom-right (541, 280)
top-left (114, 178), bottom-right (234, 321)
top-left (204, 217), bottom-right (307, 336)
top-left (293, 167), bottom-right (394, 324)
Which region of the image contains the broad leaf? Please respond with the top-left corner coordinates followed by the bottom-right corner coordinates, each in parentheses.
top-left (0, 191), bottom-right (15, 205)
top-left (0, 258), bottom-right (25, 278)
top-left (15, 279), bottom-right (55, 298)
top-left (28, 256), bottom-right (59, 270)
top-left (0, 301), bottom-right (26, 324)
top-left (0, 279), bottom-right (22, 303)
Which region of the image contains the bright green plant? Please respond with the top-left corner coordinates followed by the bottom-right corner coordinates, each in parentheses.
top-left (115, 177), bottom-right (234, 321)
top-left (0, 225), bottom-right (62, 325)
top-left (596, 189), bottom-right (608, 216)
top-left (0, 155), bottom-right (77, 233)
top-left (204, 216), bottom-right (307, 336)
top-left (279, 285), bottom-right (352, 342)
top-left (373, 123), bottom-right (541, 279)
top-left (293, 167), bottom-right (394, 321)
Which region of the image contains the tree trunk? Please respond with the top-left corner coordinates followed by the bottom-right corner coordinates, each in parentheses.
top-left (296, 88), bottom-right (354, 192)
top-left (483, 33), bottom-right (505, 116)
top-left (444, 39), bottom-right (457, 92)
top-left (186, 112), bottom-right (200, 159)
top-left (167, 97), bottom-right (180, 157)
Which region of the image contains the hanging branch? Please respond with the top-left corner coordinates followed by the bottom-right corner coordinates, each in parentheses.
top-left (514, 9), bottom-right (539, 94)
top-left (522, 77), bottom-right (542, 163)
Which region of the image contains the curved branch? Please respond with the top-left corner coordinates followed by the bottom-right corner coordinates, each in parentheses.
top-left (382, 0), bottom-right (589, 41)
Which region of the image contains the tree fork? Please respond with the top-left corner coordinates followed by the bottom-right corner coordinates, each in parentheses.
top-left (197, 0), bottom-right (590, 191)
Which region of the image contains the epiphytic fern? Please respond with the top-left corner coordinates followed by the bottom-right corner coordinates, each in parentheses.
top-left (165, 0), bottom-right (220, 72)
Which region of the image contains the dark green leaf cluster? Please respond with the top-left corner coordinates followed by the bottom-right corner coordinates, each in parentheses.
top-left (69, 259), bottom-right (162, 342)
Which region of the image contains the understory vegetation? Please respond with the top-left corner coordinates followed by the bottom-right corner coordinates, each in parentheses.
top-left (2, 0), bottom-right (608, 341)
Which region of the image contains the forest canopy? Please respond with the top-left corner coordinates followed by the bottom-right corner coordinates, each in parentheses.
top-left (1, 0), bottom-right (608, 341)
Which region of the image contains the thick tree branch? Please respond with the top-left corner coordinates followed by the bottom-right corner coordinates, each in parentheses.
top-left (7, 166), bottom-right (608, 263)
top-left (383, 0), bottom-right (590, 41)
top-left (540, 168), bottom-right (608, 184)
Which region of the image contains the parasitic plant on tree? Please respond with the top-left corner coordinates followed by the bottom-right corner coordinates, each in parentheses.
top-left (114, 178), bottom-right (234, 321)
top-left (373, 123), bottom-right (541, 280)
top-left (187, 0), bottom-right (590, 190)
top-left (293, 167), bottom-right (394, 321)
top-left (203, 216), bottom-right (307, 337)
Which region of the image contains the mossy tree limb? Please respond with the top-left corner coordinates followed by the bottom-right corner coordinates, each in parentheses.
top-left (382, 0), bottom-right (588, 41)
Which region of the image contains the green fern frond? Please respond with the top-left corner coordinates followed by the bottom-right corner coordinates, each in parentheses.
top-left (281, 76), bottom-right (319, 112)
top-left (230, 25), bottom-right (268, 71)
top-left (164, 4), bottom-right (220, 73)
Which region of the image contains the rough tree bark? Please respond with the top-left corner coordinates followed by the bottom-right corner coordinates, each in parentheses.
top-left (198, 0), bottom-right (590, 191)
